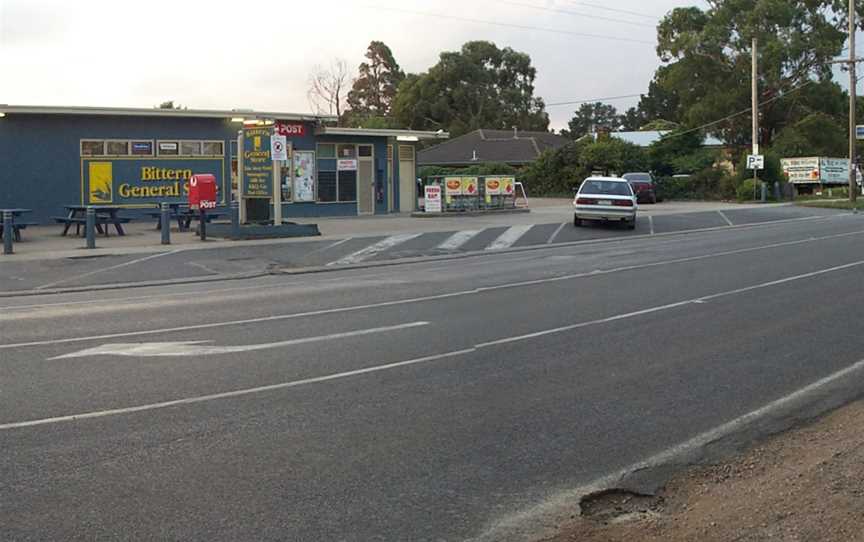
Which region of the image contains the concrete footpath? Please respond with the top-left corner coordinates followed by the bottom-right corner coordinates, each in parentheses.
top-left (0, 201), bottom-right (836, 294)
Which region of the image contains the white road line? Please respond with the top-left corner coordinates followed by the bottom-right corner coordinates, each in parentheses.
top-left (486, 225), bottom-right (534, 250)
top-left (10, 254), bottom-right (864, 430)
top-left (4, 228), bottom-right (863, 351)
top-left (437, 230), bottom-right (481, 251)
top-left (476, 256), bottom-right (864, 348)
top-left (718, 210), bottom-right (734, 226)
top-left (327, 233), bottom-right (422, 266)
top-left (50, 321), bottom-right (429, 359)
top-left (35, 250), bottom-right (179, 290)
top-left (0, 349), bottom-right (477, 431)
top-left (648, 215), bottom-right (655, 235)
top-left (547, 223), bottom-right (567, 244)
top-left (475, 355), bottom-right (864, 541)
top-left (304, 237), bottom-right (352, 257)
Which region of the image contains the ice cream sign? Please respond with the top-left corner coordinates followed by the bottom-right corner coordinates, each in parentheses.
top-left (461, 177), bottom-right (478, 196)
top-left (501, 177), bottom-right (515, 196)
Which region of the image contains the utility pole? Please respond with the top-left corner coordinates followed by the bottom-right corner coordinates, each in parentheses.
top-left (752, 37), bottom-right (760, 201)
top-left (849, 0), bottom-right (858, 202)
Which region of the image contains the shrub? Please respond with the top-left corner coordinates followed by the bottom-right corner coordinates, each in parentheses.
top-left (737, 179), bottom-right (758, 201)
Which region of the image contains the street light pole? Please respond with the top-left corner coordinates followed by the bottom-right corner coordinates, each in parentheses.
top-left (850, 0), bottom-right (858, 202)
top-left (752, 37), bottom-right (759, 200)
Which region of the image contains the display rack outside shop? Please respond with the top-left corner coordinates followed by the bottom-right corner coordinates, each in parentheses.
top-left (423, 175), bottom-right (518, 212)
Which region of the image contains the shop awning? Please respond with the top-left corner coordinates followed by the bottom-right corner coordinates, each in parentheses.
top-left (316, 127), bottom-right (449, 140)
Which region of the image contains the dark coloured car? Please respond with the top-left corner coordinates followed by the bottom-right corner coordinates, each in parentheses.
top-left (622, 172), bottom-right (659, 204)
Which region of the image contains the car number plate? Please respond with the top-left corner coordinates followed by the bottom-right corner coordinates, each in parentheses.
top-left (598, 199), bottom-right (612, 206)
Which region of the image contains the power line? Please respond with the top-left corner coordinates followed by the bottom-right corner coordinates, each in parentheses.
top-left (660, 79), bottom-right (816, 140)
top-left (366, 5), bottom-right (656, 45)
top-left (562, 1), bottom-right (661, 20)
top-left (547, 93), bottom-right (643, 107)
top-left (500, 1), bottom-right (656, 28)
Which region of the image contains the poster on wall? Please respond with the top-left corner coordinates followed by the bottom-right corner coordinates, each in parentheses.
top-left (293, 151), bottom-right (315, 202)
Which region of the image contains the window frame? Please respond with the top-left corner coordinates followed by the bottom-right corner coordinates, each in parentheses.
top-left (130, 140), bottom-right (155, 156)
top-left (202, 140), bottom-right (225, 156)
top-left (157, 140), bottom-right (180, 156)
top-left (104, 139), bottom-right (130, 156)
top-left (80, 139), bottom-right (106, 157)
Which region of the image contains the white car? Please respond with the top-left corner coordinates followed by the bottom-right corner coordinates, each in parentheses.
top-left (573, 176), bottom-right (637, 229)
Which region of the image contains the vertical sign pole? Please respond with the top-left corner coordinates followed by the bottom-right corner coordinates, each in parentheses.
top-left (3, 211), bottom-right (13, 255)
top-left (850, 0), bottom-right (858, 202)
top-left (237, 131), bottom-right (246, 224)
top-left (752, 37), bottom-right (759, 201)
top-left (160, 202), bottom-right (170, 245)
top-left (85, 206), bottom-right (96, 249)
top-left (273, 158), bottom-right (282, 226)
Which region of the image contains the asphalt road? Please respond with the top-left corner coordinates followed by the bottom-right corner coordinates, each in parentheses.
top-left (4, 209), bottom-right (864, 540)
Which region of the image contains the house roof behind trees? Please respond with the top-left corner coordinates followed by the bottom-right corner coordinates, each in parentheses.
top-left (609, 130), bottom-right (725, 148)
top-left (417, 128), bottom-right (569, 166)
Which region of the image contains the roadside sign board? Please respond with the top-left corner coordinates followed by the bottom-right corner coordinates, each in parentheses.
top-left (271, 135), bottom-right (288, 161)
top-left (857, 125), bottom-right (864, 140)
top-left (424, 185), bottom-right (442, 213)
top-left (746, 154), bottom-right (765, 170)
top-left (444, 177), bottom-right (462, 196)
top-left (242, 126), bottom-right (273, 198)
top-left (337, 159), bottom-right (358, 171)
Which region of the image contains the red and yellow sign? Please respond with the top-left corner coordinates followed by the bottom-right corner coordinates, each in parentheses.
top-left (444, 176), bottom-right (462, 196)
top-left (485, 177), bottom-right (502, 195)
top-left (461, 176), bottom-right (478, 196)
top-left (501, 177), bottom-right (515, 196)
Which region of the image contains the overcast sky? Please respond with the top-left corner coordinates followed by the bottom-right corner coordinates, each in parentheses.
top-left (1, 0), bottom-right (709, 131)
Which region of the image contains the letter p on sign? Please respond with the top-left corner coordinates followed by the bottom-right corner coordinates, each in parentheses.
top-left (747, 154), bottom-right (765, 170)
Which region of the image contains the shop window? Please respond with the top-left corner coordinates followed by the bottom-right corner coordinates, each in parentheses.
top-left (158, 141), bottom-right (179, 156)
top-left (203, 141), bottom-right (224, 156)
top-left (338, 170), bottom-right (357, 202)
top-left (399, 145), bottom-right (414, 161)
top-left (337, 144), bottom-right (356, 159)
top-left (317, 144), bottom-right (336, 158)
top-left (131, 141), bottom-right (154, 156)
top-left (180, 141), bottom-right (202, 156)
top-left (81, 140), bottom-right (105, 156)
top-left (358, 145), bottom-right (373, 158)
top-left (106, 140), bottom-right (129, 156)
top-left (318, 171), bottom-right (337, 202)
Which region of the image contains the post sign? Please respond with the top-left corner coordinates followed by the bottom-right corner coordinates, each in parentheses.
top-left (271, 135), bottom-right (288, 162)
top-left (425, 185), bottom-right (442, 213)
top-left (242, 126), bottom-right (273, 198)
top-left (746, 154), bottom-right (765, 170)
top-left (275, 122), bottom-right (306, 137)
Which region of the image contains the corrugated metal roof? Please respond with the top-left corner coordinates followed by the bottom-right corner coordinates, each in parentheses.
top-left (610, 131), bottom-right (725, 147)
top-left (0, 104), bottom-right (335, 122)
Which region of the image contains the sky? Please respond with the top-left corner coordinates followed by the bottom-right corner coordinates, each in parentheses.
top-left (1, 0), bottom-right (709, 131)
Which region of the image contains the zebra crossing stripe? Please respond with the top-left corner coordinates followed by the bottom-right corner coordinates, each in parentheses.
top-left (327, 234), bottom-right (422, 266)
top-left (486, 225), bottom-right (534, 250)
top-left (437, 230), bottom-right (481, 251)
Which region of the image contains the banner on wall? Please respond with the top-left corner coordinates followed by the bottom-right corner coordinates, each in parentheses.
top-left (293, 151), bottom-right (316, 202)
top-left (81, 158), bottom-right (225, 205)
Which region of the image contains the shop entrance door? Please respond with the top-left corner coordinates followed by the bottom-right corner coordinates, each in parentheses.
top-left (398, 145), bottom-right (415, 212)
top-left (357, 147), bottom-right (374, 215)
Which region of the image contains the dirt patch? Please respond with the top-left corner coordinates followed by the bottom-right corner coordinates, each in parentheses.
top-left (539, 400), bottom-right (864, 542)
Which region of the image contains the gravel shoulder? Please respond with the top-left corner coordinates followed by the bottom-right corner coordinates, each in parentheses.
top-left (541, 400), bottom-right (864, 542)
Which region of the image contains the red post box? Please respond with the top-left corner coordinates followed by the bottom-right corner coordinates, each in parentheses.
top-left (188, 174), bottom-right (217, 209)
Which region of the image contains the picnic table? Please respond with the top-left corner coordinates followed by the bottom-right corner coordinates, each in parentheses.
top-left (146, 203), bottom-right (225, 232)
top-left (52, 206), bottom-right (131, 237)
top-left (0, 208), bottom-right (35, 242)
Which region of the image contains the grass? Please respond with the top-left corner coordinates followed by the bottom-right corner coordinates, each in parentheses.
top-left (797, 199), bottom-right (864, 210)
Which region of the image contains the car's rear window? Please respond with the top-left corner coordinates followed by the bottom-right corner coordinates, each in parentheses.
top-left (623, 173), bottom-right (651, 182)
top-left (579, 180), bottom-right (632, 196)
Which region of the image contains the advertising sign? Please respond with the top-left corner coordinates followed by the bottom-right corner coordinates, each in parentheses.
top-left (293, 150), bottom-right (316, 202)
top-left (271, 135), bottom-right (288, 161)
top-left (275, 122), bottom-right (306, 137)
top-left (444, 177), bottom-right (462, 196)
top-left (337, 159), bottom-right (358, 171)
top-left (243, 127), bottom-right (273, 198)
top-left (781, 157), bottom-right (820, 183)
top-left (485, 177), bottom-right (502, 195)
top-left (501, 177), bottom-right (515, 196)
top-left (82, 158), bottom-right (225, 205)
top-left (461, 176), bottom-right (478, 196)
top-left (820, 158), bottom-right (850, 184)
top-left (425, 185), bottom-right (442, 213)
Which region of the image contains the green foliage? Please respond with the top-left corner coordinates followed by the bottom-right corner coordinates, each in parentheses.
top-left (392, 41), bottom-right (549, 136)
top-left (735, 151), bottom-right (784, 186)
top-left (566, 102), bottom-right (622, 138)
top-left (655, 1), bottom-right (849, 147)
top-left (736, 179), bottom-right (759, 202)
top-left (640, 119), bottom-right (681, 131)
top-left (648, 130), bottom-right (705, 177)
top-left (579, 138), bottom-right (648, 175)
top-left (418, 162), bottom-right (519, 182)
top-left (345, 41), bottom-right (404, 122)
top-left (655, 168), bottom-right (734, 201)
top-left (771, 112), bottom-right (847, 158)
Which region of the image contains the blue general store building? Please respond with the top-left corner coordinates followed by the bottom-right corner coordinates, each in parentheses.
top-left (0, 105), bottom-right (447, 223)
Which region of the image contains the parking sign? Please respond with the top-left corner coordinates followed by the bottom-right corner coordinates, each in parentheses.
top-left (747, 154), bottom-right (765, 170)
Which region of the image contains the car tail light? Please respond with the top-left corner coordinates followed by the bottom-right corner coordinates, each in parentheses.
top-left (612, 199), bottom-right (634, 207)
top-left (576, 197), bottom-right (597, 205)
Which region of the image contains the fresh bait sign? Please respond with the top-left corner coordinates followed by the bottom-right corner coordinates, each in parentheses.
top-left (82, 158), bottom-right (225, 205)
